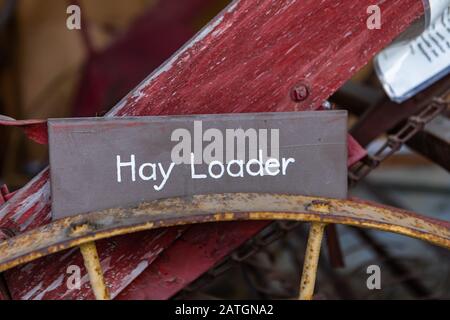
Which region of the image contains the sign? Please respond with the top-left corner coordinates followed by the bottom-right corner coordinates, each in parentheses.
top-left (375, 2), bottom-right (450, 103)
top-left (48, 111), bottom-right (348, 219)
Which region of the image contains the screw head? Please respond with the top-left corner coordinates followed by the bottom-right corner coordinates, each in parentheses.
top-left (321, 100), bottom-right (332, 110)
top-left (290, 84), bottom-right (309, 102)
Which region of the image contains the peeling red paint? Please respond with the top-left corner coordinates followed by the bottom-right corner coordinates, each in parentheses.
top-left (0, 117), bottom-right (48, 145)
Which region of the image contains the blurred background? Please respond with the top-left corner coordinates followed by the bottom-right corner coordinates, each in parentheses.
top-left (0, 0), bottom-right (449, 299)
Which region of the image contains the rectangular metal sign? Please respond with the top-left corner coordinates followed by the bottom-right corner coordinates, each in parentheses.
top-left (48, 111), bottom-right (348, 219)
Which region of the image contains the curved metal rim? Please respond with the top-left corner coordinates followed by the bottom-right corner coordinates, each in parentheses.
top-left (0, 193), bottom-right (449, 273)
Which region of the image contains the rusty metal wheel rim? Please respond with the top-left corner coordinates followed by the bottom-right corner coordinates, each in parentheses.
top-left (0, 193), bottom-right (449, 300)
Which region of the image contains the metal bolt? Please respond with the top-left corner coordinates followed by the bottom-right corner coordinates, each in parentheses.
top-left (321, 100), bottom-right (333, 110)
top-left (290, 83), bottom-right (310, 102)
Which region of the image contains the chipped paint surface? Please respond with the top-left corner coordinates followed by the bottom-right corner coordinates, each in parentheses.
top-left (4, 228), bottom-right (185, 300)
top-left (0, 0), bottom-right (424, 299)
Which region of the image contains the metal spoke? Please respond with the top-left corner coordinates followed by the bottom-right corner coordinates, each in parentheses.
top-left (299, 222), bottom-right (326, 300)
top-left (79, 241), bottom-right (110, 300)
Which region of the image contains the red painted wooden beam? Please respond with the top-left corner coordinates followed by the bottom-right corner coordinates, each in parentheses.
top-left (0, 0), bottom-right (423, 299)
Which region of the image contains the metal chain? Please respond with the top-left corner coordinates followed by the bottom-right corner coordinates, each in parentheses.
top-left (181, 91), bottom-right (450, 295)
top-left (182, 220), bottom-right (301, 293)
top-left (348, 94), bottom-right (449, 187)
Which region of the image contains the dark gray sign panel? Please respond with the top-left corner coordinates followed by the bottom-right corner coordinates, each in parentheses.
top-left (48, 111), bottom-right (348, 219)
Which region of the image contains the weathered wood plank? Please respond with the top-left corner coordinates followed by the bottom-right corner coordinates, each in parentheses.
top-left (115, 221), bottom-right (269, 299)
top-left (5, 228), bottom-right (185, 299)
top-left (0, 0), bottom-right (423, 299)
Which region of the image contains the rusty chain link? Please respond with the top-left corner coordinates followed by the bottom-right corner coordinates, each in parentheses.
top-left (181, 91), bottom-right (450, 295)
top-left (348, 93), bottom-right (449, 186)
top-left (182, 220), bottom-right (301, 293)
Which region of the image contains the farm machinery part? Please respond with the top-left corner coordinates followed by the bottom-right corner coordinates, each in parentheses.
top-left (0, 193), bottom-right (449, 300)
top-left (0, 0), bottom-right (449, 300)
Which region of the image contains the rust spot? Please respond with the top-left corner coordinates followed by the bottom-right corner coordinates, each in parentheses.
top-left (306, 200), bottom-right (332, 213)
top-left (69, 222), bottom-right (92, 235)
